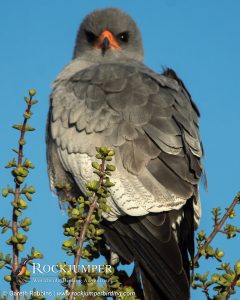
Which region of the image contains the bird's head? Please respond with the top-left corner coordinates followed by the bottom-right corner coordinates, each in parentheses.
top-left (73, 8), bottom-right (144, 63)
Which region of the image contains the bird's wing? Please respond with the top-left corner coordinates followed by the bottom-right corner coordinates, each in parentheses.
top-left (48, 62), bottom-right (203, 216)
top-left (47, 62), bottom-right (203, 300)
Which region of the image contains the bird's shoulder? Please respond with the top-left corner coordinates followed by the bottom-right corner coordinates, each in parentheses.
top-left (51, 61), bottom-right (200, 129)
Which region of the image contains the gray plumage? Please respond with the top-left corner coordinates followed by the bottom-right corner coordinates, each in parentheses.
top-left (47, 8), bottom-right (204, 300)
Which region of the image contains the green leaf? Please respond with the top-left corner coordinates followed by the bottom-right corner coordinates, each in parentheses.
top-left (1, 227), bottom-right (8, 234)
top-left (25, 193), bottom-right (32, 201)
top-left (5, 159), bottom-right (17, 168)
top-left (63, 238), bottom-right (75, 248)
top-left (110, 282), bottom-right (121, 289)
top-left (16, 233), bottom-right (27, 243)
top-left (211, 274), bottom-right (220, 282)
top-left (27, 185), bottom-right (36, 193)
top-left (92, 162), bottom-right (100, 170)
top-left (16, 176), bottom-right (25, 184)
top-left (12, 124), bottom-right (23, 130)
top-left (77, 196), bottom-right (84, 204)
top-left (25, 125), bottom-right (35, 131)
top-left (4, 275), bottom-right (12, 282)
top-left (17, 243), bottom-right (24, 252)
top-left (24, 96), bottom-right (30, 104)
top-left (20, 217), bottom-right (32, 227)
top-left (234, 260), bottom-right (240, 275)
top-left (86, 180), bottom-right (99, 191)
top-left (19, 139), bottom-right (26, 145)
top-left (32, 250), bottom-right (44, 259)
top-left (2, 188), bottom-right (8, 197)
top-left (11, 236), bottom-right (18, 244)
top-left (103, 179), bottom-right (115, 188)
top-left (18, 198), bottom-right (28, 209)
top-left (71, 208), bottom-right (80, 218)
top-left (22, 226), bottom-right (30, 232)
top-left (223, 273), bottom-right (235, 282)
top-left (98, 208), bottom-right (103, 218)
top-left (215, 249), bottom-right (225, 258)
top-left (23, 112), bottom-right (32, 119)
top-left (14, 209), bottom-right (22, 217)
top-left (107, 150), bottom-right (115, 156)
top-left (105, 156), bottom-right (113, 161)
top-left (105, 164), bottom-right (116, 172)
top-left (95, 229), bottom-right (104, 236)
top-left (229, 210), bottom-right (236, 219)
top-left (5, 254), bottom-right (11, 264)
top-left (104, 206), bottom-right (111, 214)
top-left (206, 245), bottom-right (215, 256)
top-left (109, 275), bottom-right (119, 282)
top-left (23, 160), bottom-right (34, 169)
top-left (29, 89), bottom-right (37, 96)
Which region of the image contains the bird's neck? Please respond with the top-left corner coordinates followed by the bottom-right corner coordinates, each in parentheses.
top-left (52, 52), bottom-right (143, 88)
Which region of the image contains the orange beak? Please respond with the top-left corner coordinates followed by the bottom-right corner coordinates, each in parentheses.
top-left (96, 30), bottom-right (120, 54)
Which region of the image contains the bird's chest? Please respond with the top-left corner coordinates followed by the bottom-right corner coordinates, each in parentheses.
top-left (57, 149), bottom-right (160, 222)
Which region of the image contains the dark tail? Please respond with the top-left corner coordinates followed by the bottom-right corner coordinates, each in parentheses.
top-left (101, 205), bottom-right (193, 300)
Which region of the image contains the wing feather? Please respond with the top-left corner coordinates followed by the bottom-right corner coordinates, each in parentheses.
top-left (47, 62), bottom-right (204, 300)
top-left (48, 62), bottom-right (203, 208)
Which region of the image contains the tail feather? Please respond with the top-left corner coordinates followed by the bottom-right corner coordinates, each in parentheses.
top-left (101, 203), bottom-right (193, 300)
top-left (125, 224), bottom-right (189, 300)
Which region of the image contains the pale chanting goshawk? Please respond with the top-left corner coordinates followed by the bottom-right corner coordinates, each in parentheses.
top-left (47, 8), bottom-right (204, 300)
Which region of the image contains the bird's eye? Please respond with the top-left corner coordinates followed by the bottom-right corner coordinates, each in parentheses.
top-left (118, 31), bottom-right (129, 43)
top-left (84, 30), bottom-right (97, 43)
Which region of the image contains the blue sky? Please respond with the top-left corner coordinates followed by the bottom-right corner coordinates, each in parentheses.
top-left (0, 1), bottom-right (240, 299)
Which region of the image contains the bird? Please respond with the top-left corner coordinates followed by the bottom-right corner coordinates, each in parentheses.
top-left (46, 8), bottom-right (204, 300)
top-left (12, 258), bottom-right (29, 284)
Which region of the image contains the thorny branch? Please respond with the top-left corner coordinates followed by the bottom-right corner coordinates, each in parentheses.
top-left (68, 159), bottom-right (106, 300)
top-left (225, 273), bottom-right (240, 300)
top-left (11, 91), bottom-right (36, 298)
top-left (193, 195), bottom-right (240, 265)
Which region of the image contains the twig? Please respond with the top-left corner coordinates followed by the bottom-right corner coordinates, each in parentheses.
top-left (202, 283), bottom-right (211, 300)
top-left (68, 159), bottom-right (106, 300)
top-left (225, 273), bottom-right (240, 300)
top-left (194, 195), bottom-right (240, 265)
top-left (11, 94), bottom-right (34, 299)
